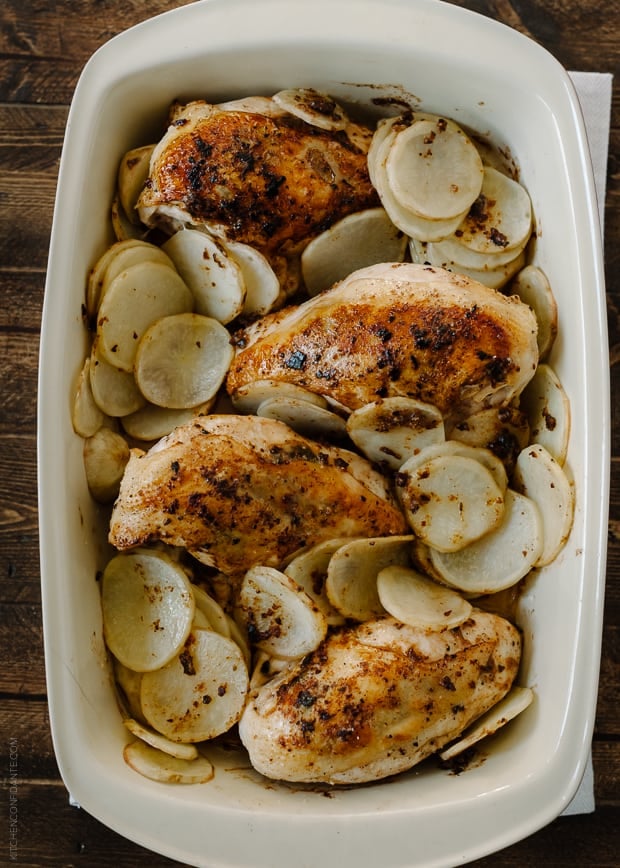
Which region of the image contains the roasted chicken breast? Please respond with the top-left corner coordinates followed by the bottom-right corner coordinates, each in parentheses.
top-left (137, 99), bottom-right (378, 292)
top-left (239, 609), bottom-right (521, 784)
top-left (227, 262), bottom-right (539, 421)
top-left (108, 415), bottom-right (407, 575)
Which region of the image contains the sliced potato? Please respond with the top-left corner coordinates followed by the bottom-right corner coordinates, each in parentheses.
top-left (439, 686), bottom-right (534, 761)
top-left (429, 489), bottom-right (543, 594)
top-left (134, 313), bottom-right (233, 409)
top-left (413, 238), bottom-right (526, 290)
top-left (377, 565), bottom-right (472, 629)
top-left (111, 193), bottom-right (148, 242)
top-left (399, 440), bottom-right (508, 497)
top-left (386, 117), bottom-right (484, 220)
top-left (224, 240), bottom-right (280, 316)
top-left (519, 363), bottom-right (570, 466)
top-left (124, 717), bottom-right (199, 761)
top-left (427, 234), bottom-right (528, 271)
top-left (86, 238), bottom-right (146, 319)
top-left (397, 451), bottom-right (505, 552)
top-left (121, 402), bottom-right (211, 442)
top-left (230, 379), bottom-right (328, 414)
top-left (238, 566), bottom-right (327, 659)
top-left (89, 340), bottom-right (146, 418)
top-left (72, 357), bottom-right (105, 437)
top-left (448, 405), bottom-right (530, 472)
top-left (117, 144), bottom-right (155, 225)
top-left (284, 538), bottom-right (352, 626)
top-left (101, 548), bottom-right (195, 672)
top-left (346, 397), bottom-right (445, 470)
top-left (257, 396), bottom-right (347, 439)
top-left (371, 130), bottom-right (470, 242)
top-left (113, 658), bottom-right (145, 723)
top-left (98, 241), bottom-right (176, 309)
top-left (453, 166), bottom-right (532, 254)
top-left (97, 260), bottom-right (194, 371)
top-left (83, 427), bottom-right (130, 502)
top-left (123, 739), bottom-right (214, 784)
top-left (512, 443), bottom-right (575, 566)
top-left (140, 628), bottom-right (249, 742)
top-left (272, 88), bottom-right (348, 131)
top-left (162, 229), bottom-right (245, 323)
top-left (226, 613), bottom-right (252, 670)
top-left (301, 208), bottom-right (407, 297)
top-left (510, 265), bottom-right (558, 360)
top-left (191, 584), bottom-right (231, 639)
top-left (325, 535), bottom-right (414, 621)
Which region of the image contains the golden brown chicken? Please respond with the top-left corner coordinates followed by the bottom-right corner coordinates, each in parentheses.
top-left (108, 414), bottom-right (408, 575)
top-left (137, 98), bottom-right (378, 294)
top-left (227, 262), bottom-right (539, 422)
top-left (239, 609), bottom-right (521, 784)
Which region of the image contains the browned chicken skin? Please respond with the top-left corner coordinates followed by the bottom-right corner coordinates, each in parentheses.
top-left (138, 100), bottom-right (378, 260)
top-left (239, 610), bottom-right (521, 784)
top-left (108, 415), bottom-right (408, 575)
top-left (227, 262), bottom-right (539, 421)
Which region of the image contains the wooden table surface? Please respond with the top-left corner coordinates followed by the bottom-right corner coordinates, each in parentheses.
top-left (1, 0), bottom-right (618, 864)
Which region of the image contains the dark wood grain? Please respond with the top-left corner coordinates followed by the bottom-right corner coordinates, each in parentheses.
top-left (0, 0), bottom-right (618, 864)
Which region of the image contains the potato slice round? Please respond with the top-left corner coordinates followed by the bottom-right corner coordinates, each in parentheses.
top-left (399, 440), bottom-right (508, 494)
top-left (453, 167), bottom-right (532, 254)
top-left (284, 538), bottom-right (352, 626)
top-left (98, 241), bottom-right (176, 309)
top-left (510, 265), bottom-right (558, 360)
top-left (512, 443), bottom-right (575, 566)
top-left (140, 628), bottom-right (249, 742)
top-left (121, 403), bottom-right (212, 442)
top-left (325, 535), bottom-right (414, 621)
top-left (429, 489), bottom-right (542, 594)
top-left (224, 240), bottom-right (280, 316)
top-left (371, 131), bottom-right (470, 242)
top-left (124, 717), bottom-right (199, 761)
top-left (238, 566), bottom-right (327, 659)
top-left (346, 397), bottom-right (445, 470)
top-left (83, 427), bottom-right (130, 502)
top-left (101, 549), bottom-right (195, 672)
top-left (519, 363), bottom-right (570, 466)
top-left (448, 406), bottom-right (530, 474)
top-left (192, 584), bottom-right (231, 639)
top-left (89, 340), bottom-right (146, 418)
top-left (72, 357), bottom-right (105, 437)
top-left (411, 238), bottom-right (526, 290)
top-left (377, 565), bottom-right (472, 629)
top-left (162, 229), bottom-right (245, 323)
top-left (111, 194), bottom-right (148, 242)
top-left (86, 238), bottom-right (147, 319)
top-left (439, 686), bottom-right (534, 761)
top-left (272, 87), bottom-right (348, 131)
top-left (117, 144), bottom-right (155, 225)
top-left (427, 234), bottom-right (528, 271)
top-left (301, 208), bottom-right (407, 297)
top-left (123, 739), bottom-right (214, 784)
top-left (230, 379), bottom-right (328, 414)
top-left (134, 313), bottom-right (233, 409)
top-left (257, 396), bottom-right (347, 439)
top-left (397, 452), bottom-right (505, 552)
top-left (97, 260), bottom-right (194, 371)
top-left (386, 117), bottom-right (484, 220)
top-left (113, 658), bottom-right (145, 723)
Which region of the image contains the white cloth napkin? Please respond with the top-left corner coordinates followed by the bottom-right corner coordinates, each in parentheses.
top-left (560, 70), bottom-right (612, 817)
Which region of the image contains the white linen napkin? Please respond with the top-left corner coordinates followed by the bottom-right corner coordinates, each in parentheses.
top-left (560, 70), bottom-right (612, 816)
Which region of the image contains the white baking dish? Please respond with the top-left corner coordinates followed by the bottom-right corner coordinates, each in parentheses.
top-left (38, 0), bottom-right (609, 864)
